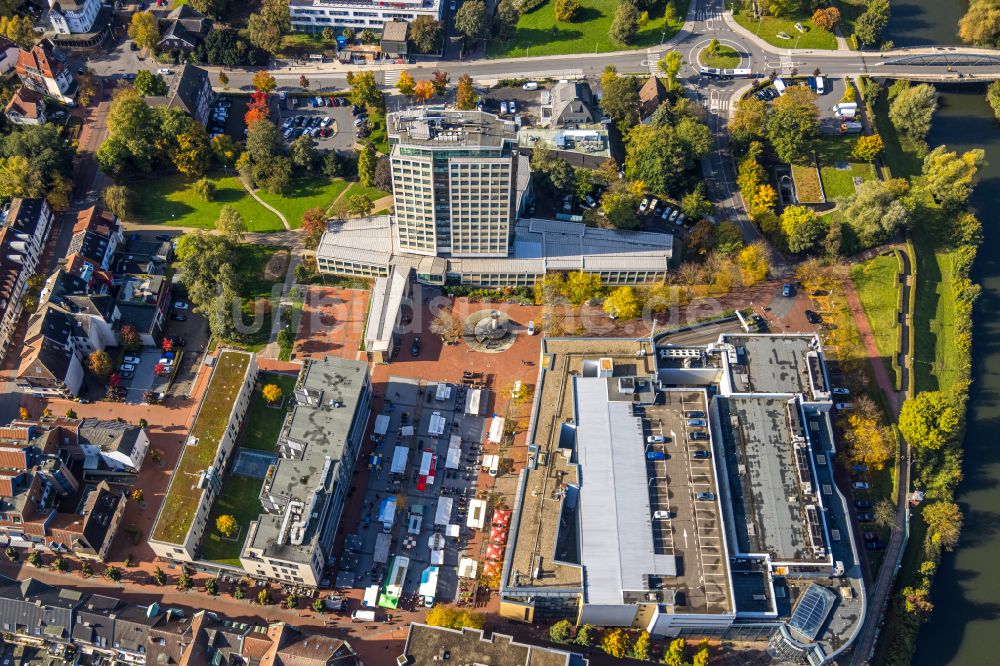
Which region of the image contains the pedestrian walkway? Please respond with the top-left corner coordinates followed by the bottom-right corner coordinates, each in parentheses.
top-left (240, 180), bottom-right (290, 231)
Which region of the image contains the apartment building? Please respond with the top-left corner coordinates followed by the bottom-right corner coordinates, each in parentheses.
top-left (47, 0), bottom-right (101, 34)
top-left (15, 39), bottom-right (75, 104)
top-left (389, 109), bottom-right (518, 257)
top-left (149, 351), bottom-right (257, 563)
top-left (0, 579), bottom-right (361, 666)
top-left (0, 198), bottom-right (55, 362)
top-left (241, 356), bottom-right (371, 587)
top-left (289, 0), bottom-right (441, 33)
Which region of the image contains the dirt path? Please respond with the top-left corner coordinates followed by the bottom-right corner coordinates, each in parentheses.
top-left (240, 180), bottom-right (290, 230)
top-left (842, 277), bottom-right (900, 414)
top-left (325, 184), bottom-right (353, 216)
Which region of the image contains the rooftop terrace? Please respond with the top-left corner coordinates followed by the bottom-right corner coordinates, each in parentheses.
top-left (724, 335), bottom-right (820, 396)
top-left (151, 351), bottom-right (252, 545)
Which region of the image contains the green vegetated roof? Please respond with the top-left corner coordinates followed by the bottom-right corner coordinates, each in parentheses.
top-left (151, 351), bottom-right (252, 545)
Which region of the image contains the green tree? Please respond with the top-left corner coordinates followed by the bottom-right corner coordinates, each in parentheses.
top-left (396, 70), bottom-right (416, 96)
top-left (215, 206), bottom-right (246, 242)
top-left (205, 578), bottom-right (219, 595)
top-left (234, 584), bottom-right (246, 600)
top-left (349, 71), bottom-right (383, 111)
top-left (194, 177), bottom-right (216, 202)
top-left (599, 67), bottom-right (641, 129)
top-left (410, 15), bottom-right (444, 52)
top-left (80, 561), bottom-right (92, 577)
top-left (766, 86), bottom-right (819, 164)
top-left (0, 15), bottom-right (37, 48)
top-left (245, 119), bottom-right (284, 163)
top-left (492, 0), bottom-right (521, 40)
top-left (899, 391), bottom-right (961, 450)
top-left (599, 180), bottom-right (641, 229)
top-left (604, 286), bottom-right (642, 320)
top-left (50, 556), bottom-right (67, 572)
top-left (216, 514), bottom-right (238, 537)
top-left (104, 566), bottom-right (122, 582)
top-left (657, 51), bottom-right (683, 91)
top-left (247, 0), bottom-right (290, 53)
top-left (170, 121), bottom-right (212, 177)
top-left (692, 646), bottom-right (711, 666)
top-left (128, 11), bottom-right (159, 51)
top-left (781, 205), bottom-right (824, 254)
top-left (812, 6), bottom-right (841, 30)
top-left (682, 185), bottom-right (713, 219)
top-left (455, 0), bottom-right (489, 42)
top-left (852, 134), bottom-right (884, 162)
top-left (549, 619), bottom-right (573, 643)
top-left (555, 0), bottom-right (580, 21)
top-left (133, 70), bottom-right (166, 96)
top-left (988, 80), bottom-right (1000, 120)
top-left (290, 134), bottom-right (319, 171)
top-left (153, 567), bottom-right (167, 585)
top-left (357, 140), bottom-right (377, 186)
top-left (257, 588), bottom-right (272, 605)
top-left (921, 145), bottom-right (985, 208)
top-left (609, 0), bottom-right (639, 44)
top-left (0, 156), bottom-right (44, 200)
top-left (348, 194), bottom-right (374, 217)
top-left (922, 501), bottom-right (963, 550)
top-left (177, 570), bottom-right (193, 590)
top-left (575, 624), bottom-right (595, 647)
top-left (101, 184), bottom-right (130, 219)
top-left (252, 71), bottom-right (277, 95)
top-left (312, 597), bottom-right (325, 612)
top-left (855, 0), bottom-right (890, 47)
top-left (841, 177), bottom-right (912, 247)
top-left (889, 83), bottom-right (937, 147)
top-left (97, 88), bottom-right (161, 174)
top-left (191, 0), bottom-right (227, 16)
top-left (27, 550), bottom-right (42, 567)
top-left (285, 594), bottom-right (298, 609)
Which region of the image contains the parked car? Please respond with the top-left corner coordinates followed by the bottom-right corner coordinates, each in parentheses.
top-left (119, 363), bottom-right (136, 373)
top-left (411, 336), bottom-right (421, 357)
top-left (158, 357), bottom-right (174, 367)
top-left (584, 194), bottom-right (597, 208)
top-left (857, 512), bottom-right (874, 522)
top-left (646, 435), bottom-right (666, 443)
top-left (660, 206), bottom-right (672, 220)
top-left (696, 492), bottom-right (716, 501)
top-left (782, 283), bottom-right (795, 297)
top-left (170, 313), bottom-right (187, 322)
top-left (687, 418), bottom-right (707, 427)
top-left (693, 450), bottom-right (711, 459)
top-left (854, 498), bottom-right (873, 509)
top-left (852, 481), bottom-right (870, 490)
top-left (805, 310), bottom-right (822, 324)
top-left (522, 81), bottom-right (539, 90)
top-left (157, 68), bottom-right (172, 75)
top-left (669, 208), bottom-right (680, 222)
top-left (173, 301), bottom-right (189, 310)
top-left (354, 117), bottom-right (365, 127)
top-left (639, 197), bottom-right (650, 213)
top-left (646, 451), bottom-right (668, 461)
top-left (120, 371), bottom-right (134, 380)
top-left (123, 356), bottom-right (142, 365)
top-left (832, 387), bottom-right (850, 396)
top-left (685, 410), bottom-right (706, 418)
top-left (865, 540), bottom-right (885, 550)
top-left (851, 463), bottom-right (868, 473)
top-left (653, 510), bottom-right (673, 520)
top-left (690, 432), bottom-right (709, 441)
top-left (836, 402), bottom-right (854, 410)
top-left (509, 100), bottom-right (517, 113)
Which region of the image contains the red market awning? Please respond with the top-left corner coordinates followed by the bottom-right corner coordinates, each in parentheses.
top-left (492, 509), bottom-right (511, 527)
top-left (482, 560), bottom-right (500, 576)
top-left (490, 525), bottom-right (507, 544)
top-left (485, 543), bottom-right (504, 561)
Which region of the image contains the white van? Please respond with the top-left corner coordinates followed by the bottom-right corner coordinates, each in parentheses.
top-left (774, 78), bottom-right (787, 96)
top-left (816, 76), bottom-right (825, 94)
top-left (351, 610), bottom-right (376, 622)
top-left (832, 102), bottom-right (857, 112)
top-left (835, 107), bottom-right (857, 119)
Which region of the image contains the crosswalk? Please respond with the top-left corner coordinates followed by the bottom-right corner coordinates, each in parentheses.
top-left (382, 68), bottom-right (405, 88)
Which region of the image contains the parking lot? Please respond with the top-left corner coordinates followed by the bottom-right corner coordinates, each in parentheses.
top-left (336, 376), bottom-right (488, 611)
top-left (641, 389), bottom-right (730, 612)
top-left (276, 97), bottom-right (358, 150)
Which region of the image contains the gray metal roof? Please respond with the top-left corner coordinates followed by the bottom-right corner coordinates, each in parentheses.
top-left (364, 266), bottom-right (408, 353)
top-left (574, 376), bottom-right (677, 605)
top-left (316, 216), bottom-right (394, 268)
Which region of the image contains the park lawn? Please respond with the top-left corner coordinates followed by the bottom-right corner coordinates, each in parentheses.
top-left (701, 45), bottom-right (741, 69)
top-left (733, 11), bottom-right (837, 50)
top-left (280, 32), bottom-right (339, 56)
top-left (912, 223), bottom-right (961, 393)
top-left (234, 243), bottom-right (289, 298)
top-left (200, 475), bottom-right (265, 566)
top-left (820, 162), bottom-right (875, 199)
top-left (791, 164), bottom-right (823, 203)
top-left (487, 0), bottom-right (690, 58)
top-left (241, 372), bottom-right (299, 452)
top-left (328, 182), bottom-right (391, 216)
top-left (256, 177), bottom-right (350, 229)
top-left (871, 87), bottom-right (923, 179)
top-left (835, 0), bottom-right (869, 45)
top-left (849, 252), bottom-right (902, 379)
top-left (131, 173), bottom-right (285, 232)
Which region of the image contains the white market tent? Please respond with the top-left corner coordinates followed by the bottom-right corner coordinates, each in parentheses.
top-left (374, 414), bottom-right (390, 436)
top-left (458, 558), bottom-right (478, 579)
top-left (391, 446), bottom-right (409, 474)
top-left (428, 412), bottom-right (447, 436)
top-left (488, 416), bottom-right (505, 443)
top-left (435, 497), bottom-right (453, 526)
top-left (465, 388), bottom-right (482, 415)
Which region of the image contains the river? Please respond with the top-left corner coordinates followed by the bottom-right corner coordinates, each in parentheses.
top-left (884, 4), bottom-right (1000, 665)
